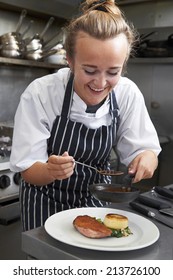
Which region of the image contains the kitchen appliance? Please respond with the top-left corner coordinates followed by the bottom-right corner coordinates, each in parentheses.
top-left (137, 195), bottom-right (173, 217)
top-left (0, 123), bottom-right (21, 224)
top-left (129, 201), bottom-right (173, 229)
top-left (153, 186), bottom-right (173, 199)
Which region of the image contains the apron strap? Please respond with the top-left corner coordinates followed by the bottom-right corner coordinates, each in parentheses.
top-left (110, 90), bottom-right (120, 130)
top-left (109, 90), bottom-right (120, 167)
top-left (61, 72), bottom-right (74, 117)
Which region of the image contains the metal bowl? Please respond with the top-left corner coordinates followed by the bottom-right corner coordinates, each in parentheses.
top-left (89, 183), bottom-right (140, 203)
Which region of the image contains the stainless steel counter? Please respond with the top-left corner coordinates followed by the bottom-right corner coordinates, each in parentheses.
top-left (0, 219), bottom-right (26, 259)
top-left (21, 202), bottom-right (173, 260)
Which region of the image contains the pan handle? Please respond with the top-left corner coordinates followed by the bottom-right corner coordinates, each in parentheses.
top-left (39, 17), bottom-right (55, 40)
top-left (15, 9), bottom-right (27, 33)
top-left (153, 186), bottom-right (173, 199)
top-left (122, 173), bottom-right (135, 187)
top-left (43, 28), bottom-right (62, 47)
top-left (43, 39), bottom-right (62, 52)
top-left (24, 34), bottom-right (38, 46)
top-left (21, 20), bottom-right (34, 38)
top-left (140, 31), bottom-right (157, 41)
top-left (137, 195), bottom-right (171, 210)
top-left (41, 49), bottom-right (57, 59)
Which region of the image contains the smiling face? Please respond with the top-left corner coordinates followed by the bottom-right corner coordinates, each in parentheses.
top-left (67, 32), bottom-right (129, 106)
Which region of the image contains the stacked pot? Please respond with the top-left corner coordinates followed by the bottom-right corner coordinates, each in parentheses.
top-left (0, 32), bottom-right (26, 59)
top-left (22, 17), bottom-right (57, 61)
top-left (0, 10), bottom-right (28, 59)
top-left (0, 11), bottom-right (66, 62)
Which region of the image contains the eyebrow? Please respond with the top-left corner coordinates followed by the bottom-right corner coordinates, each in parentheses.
top-left (83, 64), bottom-right (121, 70)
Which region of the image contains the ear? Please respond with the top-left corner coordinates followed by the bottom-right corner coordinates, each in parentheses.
top-left (66, 55), bottom-right (73, 71)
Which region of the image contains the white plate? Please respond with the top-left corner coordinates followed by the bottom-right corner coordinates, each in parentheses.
top-left (44, 207), bottom-right (160, 251)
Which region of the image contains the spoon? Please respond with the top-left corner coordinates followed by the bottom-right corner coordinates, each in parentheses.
top-left (75, 161), bottom-right (124, 176)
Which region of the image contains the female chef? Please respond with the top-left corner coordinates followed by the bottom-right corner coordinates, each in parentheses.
top-left (10, 0), bottom-right (161, 231)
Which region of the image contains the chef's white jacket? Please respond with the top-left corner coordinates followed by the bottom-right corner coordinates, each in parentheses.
top-left (10, 67), bottom-right (161, 172)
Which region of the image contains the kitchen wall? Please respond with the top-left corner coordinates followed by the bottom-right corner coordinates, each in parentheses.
top-left (0, 65), bottom-right (49, 122)
top-left (0, 0), bottom-right (82, 20)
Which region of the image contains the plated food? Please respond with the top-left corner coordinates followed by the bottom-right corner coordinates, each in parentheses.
top-left (73, 213), bottom-right (132, 239)
top-left (104, 213), bottom-right (128, 230)
top-left (44, 207), bottom-right (160, 251)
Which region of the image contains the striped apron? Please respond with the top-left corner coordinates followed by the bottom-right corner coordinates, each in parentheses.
top-left (20, 74), bottom-right (120, 231)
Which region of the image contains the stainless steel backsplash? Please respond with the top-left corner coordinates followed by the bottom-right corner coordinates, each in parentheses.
top-left (0, 66), bottom-right (49, 122)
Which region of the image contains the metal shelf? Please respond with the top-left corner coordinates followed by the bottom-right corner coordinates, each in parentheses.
top-left (0, 56), bottom-right (66, 69)
top-left (117, 0), bottom-right (163, 5)
top-left (129, 57), bottom-right (173, 64)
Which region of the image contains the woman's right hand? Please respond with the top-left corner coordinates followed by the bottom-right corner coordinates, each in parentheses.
top-left (21, 151), bottom-right (75, 185)
top-left (47, 151), bottom-right (75, 180)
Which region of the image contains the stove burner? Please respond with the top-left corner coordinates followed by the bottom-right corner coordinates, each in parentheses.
top-left (0, 174), bottom-right (11, 189)
top-left (0, 124), bottom-right (21, 222)
top-left (0, 169), bottom-right (21, 202)
top-left (0, 168), bottom-right (21, 223)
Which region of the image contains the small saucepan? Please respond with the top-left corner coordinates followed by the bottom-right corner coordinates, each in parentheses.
top-left (0, 40), bottom-right (25, 51)
top-left (89, 174), bottom-right (139, 203)
top-left (138, 47), bottom-right (169, 58)
top-left (89, 183), bottom-right (139, 203)
top-left (24, 37), bottom-right (43, 52)
top-left (24, 48), bottom-right (57, 61)
top-left (0, 48), bottom-right (22, 58)
top-left (0, 32), bottom-right (23, 44)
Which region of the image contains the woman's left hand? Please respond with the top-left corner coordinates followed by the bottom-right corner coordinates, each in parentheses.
top-left (128, 150), bottom-right (158, 183)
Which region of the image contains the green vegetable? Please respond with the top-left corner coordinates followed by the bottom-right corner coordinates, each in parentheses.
top-left (111, 227), bottom-right (132, 238)
top-left (95, 217), bottom-right (133, 238)
top-left (96, 218), bottom-right (102, 224)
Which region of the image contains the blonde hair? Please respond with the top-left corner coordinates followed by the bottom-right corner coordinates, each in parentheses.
top-left (65, 0), bottom-right (137, 61)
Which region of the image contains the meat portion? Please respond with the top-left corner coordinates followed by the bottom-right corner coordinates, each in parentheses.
top-left (73, 215), bottom-right (112, 238)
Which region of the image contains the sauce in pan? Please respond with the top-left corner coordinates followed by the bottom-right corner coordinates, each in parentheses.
top-left (104, 186), bottom-right (132, 193)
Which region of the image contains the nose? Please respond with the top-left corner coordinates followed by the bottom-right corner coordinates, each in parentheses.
top-left (94, 73), bottom-right (107, 89)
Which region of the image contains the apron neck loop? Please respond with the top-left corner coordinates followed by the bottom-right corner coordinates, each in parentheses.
top-left (61, 72), bottom-right (74, 117)
top-left (109, 90), bottom-right (120, 120)
top-left (109, 90), bottom-right (120, 145)
top-left (61, 73), bottom-right (120, 129)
